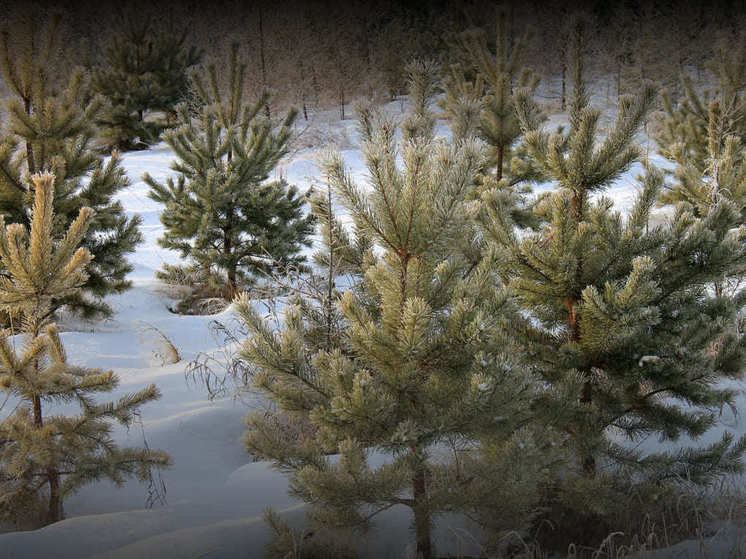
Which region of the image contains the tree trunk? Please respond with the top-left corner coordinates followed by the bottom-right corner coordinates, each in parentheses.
top-left (340, 85), bottom-right (345, 121)
top-left (33, 395), bottom-right (42, 427)
top-left (299, 58), bottom-right (309, 121)
top-left (569, 189), bottom-right (596, 478)
top-left (509, 4), bottom-right (515, 54)
top-left (606, 76), bottom-right (611, 103)
top-left (582, 454), bottom-right (596, 477)
top-left (223, 224), bottom-right (238, 300)
top-left (311, 64), bottom-right (320, 107)
top-left (561, 60), bottom-right (567, 111)
top-left (413, 464), bottom-right (433, 559)
top-left (496, 144), bottom-right (504, 181)
top-left (258, 7), bottom-right (271, 120)
top-left (580, 379), bottom-right (595, 476)
top-left (224, 241), bottom-right (237, 300)
top-left (47, 471), bottom-right (62, 523)
top-left (32, 389), bottom-right (63, 522)
top-left (226, 266), bottom-right (238, 301)
top-left (401, 250), bottom-right (431, 558)
top-left (24, 98), bottom-right (36, 175)
top-left (326, 185), bottom-right (334, 350)
top-left (361, 20), bottom-right (371, 69)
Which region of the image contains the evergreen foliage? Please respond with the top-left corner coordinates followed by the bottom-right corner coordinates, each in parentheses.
top-left (655, 41), bottom-right (746, 218)
top-left (238, 68), bottom-right (542, 559)
top-left (0, 173), bottom-right (170, 527)
top-left (481, 17), bottom-right (746, 485)
top-left (91, 10), bottom-right (203, 151)
top-left (263, 508), bottom-right (358, 558)
top-left (0, 9), bottom-right (142, 318)
top-left (442, 8), bottom-right (544, 185)
top-left (440, 64), bottom-right (484, 143)
top-left (145, 44), bottom-right (314, 303)
top-left (441, 9), bottom-right (545, 237)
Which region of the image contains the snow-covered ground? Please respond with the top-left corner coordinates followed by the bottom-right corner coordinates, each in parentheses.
top-left (1, 99), bottom-right (745, 558)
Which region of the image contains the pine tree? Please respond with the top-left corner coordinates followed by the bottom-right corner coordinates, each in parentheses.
top-left (443, 7), bottom-right (544, 184)
top-left (238, 176), bottom-right (371, 488)
top-left (91, 9), bottom-right (203, 150)
top-left (440, 63), bottom-right (484, 143)
top-left (301, 180), bottom-right (371, 352)
top-left (401, 59), bottom-right (437, 133)
top-left (481, 17), bottom-right (746, 484)
top-left (145, 45), bottom-right (314, 303)
top-left (238, 71), bottom-right (538, 558)
top-left (441, 9), bottom-right (544, 237)
top-left (0, 172), bottom-right (170, 526)
top-left (655, 40), bottom-right (746, 217)
top-left (654, 41), bottom-right (746, 297)
top-left (0, 9), bottom-right (142, 319)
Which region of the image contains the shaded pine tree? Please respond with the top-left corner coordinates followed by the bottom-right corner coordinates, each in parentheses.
top-left (238, 72), bottom-right (539, 559)
top-left (0, 172), bottom-right (170, 527)
top-left (91, 9), bottom-right (202, 150)
top-left (481, 17), bottom-right (746, 485)
top-left (654, 40), bottom-right (746, 298)
top-left (0, 9), bottom-right (142, 319)
top-left (145, 45), bottom-right (314, 304)
top-left (655, 40), bottom-right (746, 217)
top-left (400, 59), bottom-right (440, 141)
top-left (298, 180), bottom-right (372, 351)
top-left (439, 63), bottom-right (484, 143)
top-left (443, 7), bottom-right (544, 184)
top-left (441, 9), bottom-right (545, 237)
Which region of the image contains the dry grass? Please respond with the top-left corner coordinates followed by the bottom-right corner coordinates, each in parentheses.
top-left (497, 477), bottom-right (746, 559)
top-left (138, 322), bottom-right (181, 365)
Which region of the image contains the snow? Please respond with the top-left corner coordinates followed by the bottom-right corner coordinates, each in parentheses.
top-left (0, 98), bottom-right (743, 558)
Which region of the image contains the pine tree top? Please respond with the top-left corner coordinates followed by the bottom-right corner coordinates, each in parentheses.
top-left (516, 17), bottom-right (657, 199)
top-left (0, 172), bottom-right (94, 321)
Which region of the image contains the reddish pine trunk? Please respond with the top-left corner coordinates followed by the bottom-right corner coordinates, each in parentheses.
top-left (258, 8), bottom-right (270, 120)
top-left (33, 395), bottom-right (42, 427)
top-left (226, 267), bottom-right (238, 301)
top-left (223, 227), bottom-right (238, 301)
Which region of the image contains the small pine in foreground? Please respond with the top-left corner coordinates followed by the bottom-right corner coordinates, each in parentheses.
top-left (239, 64), bottom-right (542, 559)
top-left (0, 173), bottom-right (170, 527)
